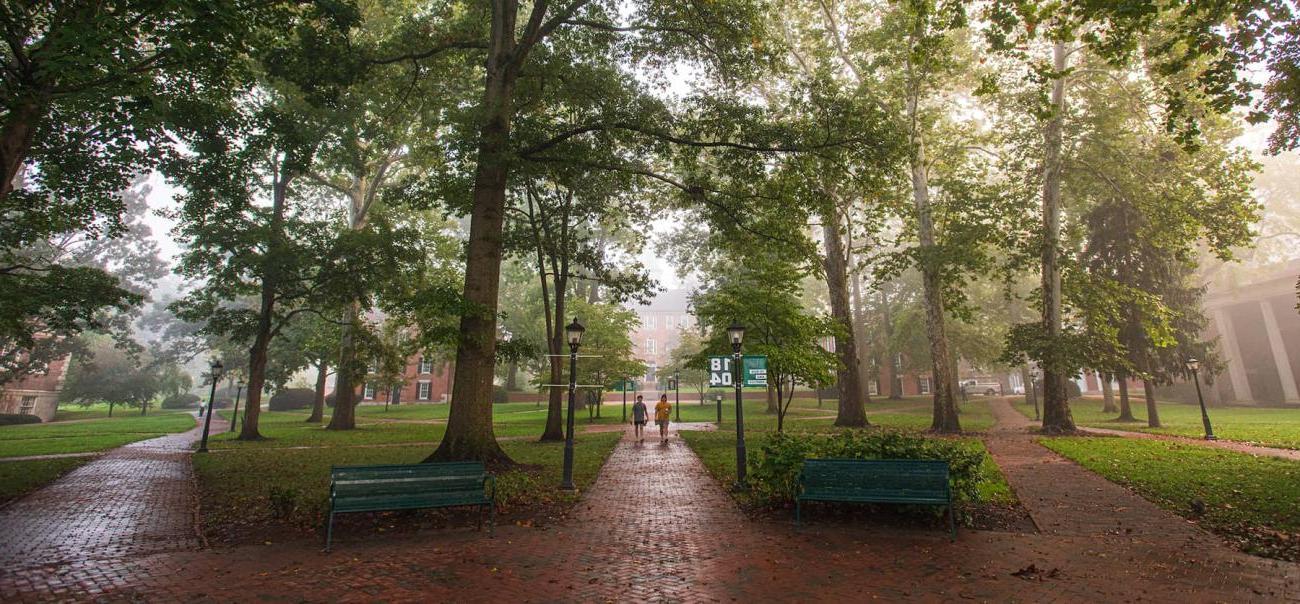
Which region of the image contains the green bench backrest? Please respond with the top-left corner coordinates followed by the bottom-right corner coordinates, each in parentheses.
top-left (331, 462), bottom-right (487, 501)
top-left (800, 459), bottom-right (950, 499)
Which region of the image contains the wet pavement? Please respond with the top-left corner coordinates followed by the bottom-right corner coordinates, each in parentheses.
top-left (2, 407), bottom-right (1297, 602)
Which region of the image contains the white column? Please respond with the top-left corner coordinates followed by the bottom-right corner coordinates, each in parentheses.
top-left (1213, 308), bottom-right (1254, 403)
top-left (1259, 300), bottom-right (1300, 402)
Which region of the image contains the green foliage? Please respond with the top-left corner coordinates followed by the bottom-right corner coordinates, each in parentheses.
top-left (268, 388), bottom-right (316, 411)
top-left (0, 414), bottom-right (42, 426)
top-left (747, 430), bottom-right (987, 506)
top-left (59, 337), bottom-right (169, 412)
top-left (492, 385), bottom-right (509, 405)
top-left (161, 393), bottom-right (202, 410)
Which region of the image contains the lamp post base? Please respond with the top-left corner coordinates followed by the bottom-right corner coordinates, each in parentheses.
top-left (1205, 435), bottom-right (1218, 441)
top-left (560, 484), bottom-right (577, 492)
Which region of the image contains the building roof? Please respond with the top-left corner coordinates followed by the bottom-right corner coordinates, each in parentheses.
top-left (632, 288), bottom-right (692, 313)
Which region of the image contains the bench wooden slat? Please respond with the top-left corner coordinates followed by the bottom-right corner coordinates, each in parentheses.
top-left (326, 461), bottom-right (495, 551)
top-left (796, 458), bottom-right (956, 540)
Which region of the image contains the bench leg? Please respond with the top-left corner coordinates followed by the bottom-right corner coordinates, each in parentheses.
top-left (947, 505), bottom-right (956, 542)
top-left (477, 504), bottom-right (483, 532)
top-left (795, 499), bottom-right (801, 527)
top-left (326, 511), bottom-right (335, 553)
top-left (489, 501), bottom-right (496, 537)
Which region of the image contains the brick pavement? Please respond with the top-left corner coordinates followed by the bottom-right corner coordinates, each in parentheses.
top-left (0, 412), bottom-right (219, 601)
top-left (4, 410), bottom-right (1299, 602)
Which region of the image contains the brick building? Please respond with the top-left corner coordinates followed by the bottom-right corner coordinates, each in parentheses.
top-left (629, 289), bottom-right (695, 386)
top-left (358, 354), bottom-right (455, 405)
top-left (0, 354), bottom-right (70, 421)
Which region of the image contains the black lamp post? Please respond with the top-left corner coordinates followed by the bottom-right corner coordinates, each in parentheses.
top-left (228, 380), bottom-right (245, 433)
top-left (715, 393), bottom-right (722, 424)
top-left (198, 358), bottom-right (223, 453)
top-left (1187, 358), bottom-right (1217, 441)
top-left (622, 376), bottom-right (628, 423)
top-left (728, 321), bottom-right (747, 489)
top-left (560, 317), bottom-right (585, 491)
top-left (674, 369), bottom-right (681, 422)
top-left (1030, 368), bottom-right (1041, 421)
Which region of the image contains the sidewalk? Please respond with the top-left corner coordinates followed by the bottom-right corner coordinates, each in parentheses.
top-left (0, 413), bottom-right (221, 600)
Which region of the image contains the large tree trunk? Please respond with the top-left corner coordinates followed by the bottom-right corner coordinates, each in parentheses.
top-left (882, 289), bottom-right (901, 400)
top-left (821, 212), bottom-right (869, 427)
top-left (1100, 372), bottom-right (1117, 413)
top-left (1116, 373), bottom-right (1136, 421)
top-left (240, 167), bottom-right (295, 440)
top-left (766, 382), bottom-right (779, 413)
top-left (0, 98), bottom-right (43, 200)
top-left (427, 11), bottom-right (520, 463)
top-left (306, 360), bottom-right (328, 423)
top-left (909, 133), bottom-right (959, 433)
top-left (327, 187), bottom-right (371, 431)
top-left (1039, 41), bottom-right (1077, 434)
top-left (505, 360), bottom-right (520, 391)
top-left (1143, 380), bottom-right (1162, 428)
top-left (849, 257), bottom-right (873, 398)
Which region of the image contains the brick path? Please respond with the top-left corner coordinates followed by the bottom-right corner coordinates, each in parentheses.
top-left (0, 413), bottom-right (218, 600)
top-left (4, 410), bottom-right (1299, 602)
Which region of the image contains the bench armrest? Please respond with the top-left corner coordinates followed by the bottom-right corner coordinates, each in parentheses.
top-left (484, 475), bottom-right (496, 502)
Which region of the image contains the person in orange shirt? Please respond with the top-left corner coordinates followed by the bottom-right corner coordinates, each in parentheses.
top-left (654, 394), bottom-right (672, 444)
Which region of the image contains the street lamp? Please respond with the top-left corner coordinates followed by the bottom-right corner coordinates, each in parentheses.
top-left (1186, 358), bottom-right (1217, 441)
top-left (1030, 368), bottom-right (1041, 421)
top-left (198, 358), bottom-right (223, 453)
top-left (674, 369), bottom-right (681, 422)
top-left (715, 393), bottom-right (723, 424)
top-left (622, 376), bottom-right (629, 423)
top-left (560, 317), bottom-right (585, 491)
top-left (728, 321), bottom-right (747, 489)
top-left (228, 380), bottom-right (245, 433)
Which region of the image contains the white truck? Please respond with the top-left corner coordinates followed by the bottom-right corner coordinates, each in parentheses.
top-left (960, 378), bottom-right (1003, 396)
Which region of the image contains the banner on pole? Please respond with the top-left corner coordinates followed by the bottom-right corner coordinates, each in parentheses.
top-left (707, 355), bottom-right (767, 387)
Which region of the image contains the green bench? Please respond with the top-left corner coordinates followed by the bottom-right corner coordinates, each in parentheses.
top-left (796, 458), bottom-right (956, 540)
top-left (327, 461), bottom-right (496, 551)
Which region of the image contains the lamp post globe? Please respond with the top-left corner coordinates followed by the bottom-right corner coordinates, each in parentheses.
top-left (561, 317), bottom-right (584, 490)
top-left (1186, 358), bottom-right (1217, 440)
top-left (728, 322), bottom-right (746, 489)
top-left (198, 358), bottom-right (223, 452)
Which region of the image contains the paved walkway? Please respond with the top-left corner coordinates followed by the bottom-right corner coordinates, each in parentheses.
top-left (0, 413), bottom-right (220, 599)
top-left (4, 408), bottom-right (1298, 602)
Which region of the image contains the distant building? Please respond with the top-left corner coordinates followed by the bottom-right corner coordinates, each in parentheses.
top-left (629, 289), bottom-right (695, 385)
top-left (340, 354), bottom-right (455, 405)
top-left (0, 354), bottom-right (70, 421)
top-left (1202, 260), bottom-right (1300, 405)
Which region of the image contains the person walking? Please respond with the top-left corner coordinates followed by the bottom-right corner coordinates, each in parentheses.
top-left (654, 394), bottom-right (672, 444)
top-left (631, 395), bottom-right (648, 443)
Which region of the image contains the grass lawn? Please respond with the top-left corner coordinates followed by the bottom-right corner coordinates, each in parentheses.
top-left (0, 411), bottom-right (196, 458)
top-left (0, 457), bottom-right (93, 503)
top-left (1013, 397), bottom-right (1300, 450)
top-left (194, 432), bottom-right (622, 542)
top-left (1041, 435), bottom-right (1300, 560)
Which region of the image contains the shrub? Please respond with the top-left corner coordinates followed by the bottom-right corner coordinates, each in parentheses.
top-left (747, 430), bottom-right (987, 506)
top-left (269, 388), bottom-right (315, 411)
top-left (0, 413), bottom-right (42, 425)
top-left (1034, 380), bottom-right (1082, 400)
top-left (492, 385), bottom-right (508, 404)
top-left (161, 393), bottom-right (201, 409)
top-left (325, 392), bottom-right (336, 408)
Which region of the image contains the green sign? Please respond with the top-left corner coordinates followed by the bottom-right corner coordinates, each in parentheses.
top-left (708, 355), bottom-right (767, 387)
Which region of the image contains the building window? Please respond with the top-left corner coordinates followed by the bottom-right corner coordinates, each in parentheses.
top-left (418, 356), bottom-right (433, 374)
top-left (646, 364), bottom-right (657, 383)
top-left (18, 396), bottom-right (36, 415)
top-left (918, 377), bottom-right (932, 395)
top-left (417, 381), bottom-right (432, 400)
top-left (363, 383), bottom-right (375, 400)
top-left (868, 380), bottom-right (880, 396)
top-left (644, 314), bottom-right (655, 329)
top-left (646, 338), bottom-right (656, 354)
